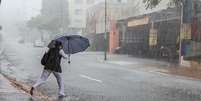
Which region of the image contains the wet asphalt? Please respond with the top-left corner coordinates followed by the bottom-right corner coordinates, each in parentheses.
top-left (1, 39), bottom-right (201, 101)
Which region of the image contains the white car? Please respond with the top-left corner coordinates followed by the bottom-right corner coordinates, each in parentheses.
top-left (0, 33), bottom-right (4, 58)
top-left (34, 39), bottom-right (45, 47)
top-left (0, 33), bottom-right (3, 55)
top-left (17, 37), bottom-right (24, 44)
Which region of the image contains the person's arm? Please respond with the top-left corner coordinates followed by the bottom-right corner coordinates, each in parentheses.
top-left (44, 47), bottom-right (49, 53)
top-left (59, 49), bottom-right (68, 59)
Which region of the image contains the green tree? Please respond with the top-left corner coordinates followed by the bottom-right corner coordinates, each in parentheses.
top-left (143, 0), bottom-right (183, 9)
top-left (28, 15), bottom-right (62, 33)
top-left (27, 0), bottom-right (69, 33)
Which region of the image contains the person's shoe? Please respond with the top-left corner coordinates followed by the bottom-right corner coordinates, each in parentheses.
top-left (58, 93), bottom-right (66, 97)
top-left (30, 87), bottom-right (34, 96)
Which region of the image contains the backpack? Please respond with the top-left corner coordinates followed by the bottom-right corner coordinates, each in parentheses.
top-left (43, 48), bottom-right (62, 72)
top-left (41, 50), bottom-right (50, 66)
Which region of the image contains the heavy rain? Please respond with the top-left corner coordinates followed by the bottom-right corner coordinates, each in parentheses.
top-left (0, 0), bottom-right (201, 101)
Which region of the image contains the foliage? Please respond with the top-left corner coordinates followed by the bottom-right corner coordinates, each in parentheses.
top-left (27, 15), bottom-right (61, 33)
top-left (143, 0), bottom-right (162, 9)
top-left (27, 0), bottom-right (69, 33)
top-left (143, 0), bottom-right (183, 9)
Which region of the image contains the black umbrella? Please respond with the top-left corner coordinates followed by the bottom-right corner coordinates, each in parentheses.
top-left (48, 35), bottom-right (90, 63)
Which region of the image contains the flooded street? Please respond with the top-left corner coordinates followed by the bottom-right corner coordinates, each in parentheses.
top-left (1, 0), bottom-right (201, 101)
top-left (1, 36), bottom-right (201, 101)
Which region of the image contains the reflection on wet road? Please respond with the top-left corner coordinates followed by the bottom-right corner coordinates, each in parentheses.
top-left (1, 41), bottom-right (201, 101)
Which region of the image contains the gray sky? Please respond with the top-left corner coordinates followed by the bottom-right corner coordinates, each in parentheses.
top-left (0, 0), bottom-right (42, 21)
top-left (0, 0), bottom-right (169, 35)
top-left (0, 0), bottom-right (41, 37)
top-left (0, 0), bottom-right (169, 23)
top-left (0, 0), bottom-right (42, 34)
top-left (86, 0), bottom-right (169, 15)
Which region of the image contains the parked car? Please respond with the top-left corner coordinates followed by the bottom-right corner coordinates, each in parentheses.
top-left (34, 39), bottom-right (45, 47)
top-left (0, 33), bottom-right (4, 57)
top-left (17, 37), bottom-right (25, 44)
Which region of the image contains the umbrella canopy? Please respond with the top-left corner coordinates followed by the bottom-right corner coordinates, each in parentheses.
top-left (57, 35), bottom-right (90, 54)
top-left (48, 35), bottom-right (90, 63)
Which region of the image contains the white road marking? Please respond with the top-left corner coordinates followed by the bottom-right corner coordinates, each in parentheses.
top-left (107, 61), bottom-right (136, 65)
top-left (80, 74), bottom-right (103, 83)
top-left (97, 57), bottom-right (137, 65)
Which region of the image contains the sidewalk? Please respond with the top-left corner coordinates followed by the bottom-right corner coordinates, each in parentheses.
top-left (97, 53), bottom-right (170, 72)
top-left (0, 59), bottom-right (55, 101)
top-left (0, 74), bottom-right (31, 101)
top-left (0, 37), bottom-right (31, 100)
top-left (97, 53), bottom-right (201, 80)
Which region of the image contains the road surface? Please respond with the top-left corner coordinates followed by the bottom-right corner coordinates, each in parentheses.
top-left (1, 38), bottom-right (201, 101)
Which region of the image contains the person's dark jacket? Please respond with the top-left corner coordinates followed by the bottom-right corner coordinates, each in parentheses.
top-left (44, 48), bottom-right (62, 73)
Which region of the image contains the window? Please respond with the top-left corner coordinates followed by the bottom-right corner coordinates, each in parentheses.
top-left (75, 19), bottom-right (82, 23)
top-left (117, 0), bottom-right (127, 3)
top-left (75, 0), bottom-right (83, 4)
top-left (75, 9), bottom-right (82, 15)
top-left (117, 0), bottom-right (122, 3)
top-left (87, 0), bottom-right (94, 5)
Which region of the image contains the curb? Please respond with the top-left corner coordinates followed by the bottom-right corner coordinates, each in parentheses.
top-left (1, 73), bottom-right (56, 101)
top-left (0, 55), bottom-right (55, 101)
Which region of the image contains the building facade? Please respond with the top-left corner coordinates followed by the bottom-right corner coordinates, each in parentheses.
top-left (67, 0), bottom-right (95, 34)
top-left (85, 0), bottom-right (140, 53)
top-left (116, 0), bottom-right (201, 62)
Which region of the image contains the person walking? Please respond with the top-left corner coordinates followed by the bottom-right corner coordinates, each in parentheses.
top-left (30, 41), bottom-right (68, 97)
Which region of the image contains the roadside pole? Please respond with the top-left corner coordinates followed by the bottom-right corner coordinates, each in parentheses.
top-left (179, 2), bottom-right (183, 65)
top-left (104, 0), bottom-right (107, 61)
top-left (179, 0), bottom-right (193, 65)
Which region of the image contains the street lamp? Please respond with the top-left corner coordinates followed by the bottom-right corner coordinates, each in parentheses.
top-left (104, 0), bottom-right (107, 60)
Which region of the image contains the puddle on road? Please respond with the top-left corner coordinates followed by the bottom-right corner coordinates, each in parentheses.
top-left (38, 85), bottom-right (201, 101)
top-left (1, 57), bottom-right (201, 101)
top-left (156, 86), bottom-right (201, 101)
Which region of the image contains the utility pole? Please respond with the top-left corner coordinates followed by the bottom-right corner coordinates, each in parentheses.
top-left (60, 0), bottom-right (64, 34)
top-left (179, 0), bottom-right (193, 65)
top-left (104, 0), bottom-right (107, 61)
top-left (179, 2), bottom-right (183, 65)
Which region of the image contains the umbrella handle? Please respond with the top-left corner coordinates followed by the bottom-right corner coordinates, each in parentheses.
top-left (68, 54), bottom-right (71, 64)
top-left (68, 40), bottom-right (70, 64)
